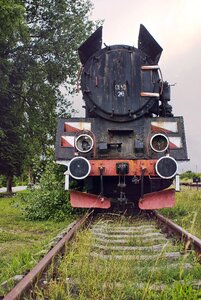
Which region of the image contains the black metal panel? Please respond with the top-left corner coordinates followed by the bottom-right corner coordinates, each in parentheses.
top-left (81, 45), bottom-right (160, 122)
top-left (138, 24), bottom-right (163, 63)
top-left (55, 116), bottom-right (188, 162)
top-left (55, 117), bottom-right (93, 161)
top-left (146, 116), bottom-right (188, 160)
top-left (78, 26), bottom-right (102, 65)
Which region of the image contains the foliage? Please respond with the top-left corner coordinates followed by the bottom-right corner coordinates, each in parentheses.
top-left (161, 189), bottom-right (201, 239)
top-left (20, 150), bottom-right (76, 220)
top-left (13, 175), bottom-right (28, 186)
top-left (0, 0), bottom-right (99, 190)
top-left (0, 191), bottom-right (75, 295)
top-left (180, 171), bottom-right (201, 181)
top-left (0, 1), bottom-right (27, 187)
top-left (0, 175), bottom-right (6, 187)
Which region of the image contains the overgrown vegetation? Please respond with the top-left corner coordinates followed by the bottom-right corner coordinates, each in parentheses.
top-left (161, 188), bottom-right (201, 238)
top-left (19, 150), bottom-right (78, 221)
top-left (34, 216), bottom-right (201, 299)
top-left (1, 186), bottom-right (201, 298)
top-left (0, 191), bottom-right (76, 296)
top-left (180, 171), bottom-right (201, 181)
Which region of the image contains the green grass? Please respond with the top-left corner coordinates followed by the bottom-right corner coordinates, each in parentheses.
top-left (161, 188), bottom-right (201, 239)
top-left (35, 216), bottom-right (201, 300)
top-left (0, 191), bottom-right (76, 296)
top-left (1, 188), bottom-right (201, 299)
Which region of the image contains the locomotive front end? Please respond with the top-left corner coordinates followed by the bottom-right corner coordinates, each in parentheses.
top-left (55, 25), bottom-right (188, 210)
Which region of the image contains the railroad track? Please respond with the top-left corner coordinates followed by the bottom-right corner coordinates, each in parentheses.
top-left (3, 210), bottom-right (201, 299)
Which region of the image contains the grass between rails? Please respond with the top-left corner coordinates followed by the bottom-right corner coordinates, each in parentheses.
top-left (35, 216), bottom-right (201, 300)
top-left (1, 188), bottom-right (201, 298)
top-left (161, 188), bottom-right (201, 239)
top-left (0, 191), bottom-right (76, 296)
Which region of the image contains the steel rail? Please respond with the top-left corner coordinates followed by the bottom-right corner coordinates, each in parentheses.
top-left (3, 211), bottom-right (93, 300)
top-left (154, 211), bottom-right (201, 259)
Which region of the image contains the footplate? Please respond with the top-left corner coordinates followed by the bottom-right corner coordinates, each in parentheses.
top-left (139, 188), bottom-right (175, 210)
top-left (70, 190), bottom-right (111, 209)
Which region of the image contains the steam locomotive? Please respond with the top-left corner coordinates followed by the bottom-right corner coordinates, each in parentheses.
top-left (55, 25), bottom-right (188, 210)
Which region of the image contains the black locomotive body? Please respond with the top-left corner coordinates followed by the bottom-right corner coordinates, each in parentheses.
top-left (55, 25), bottom-right (188, 210)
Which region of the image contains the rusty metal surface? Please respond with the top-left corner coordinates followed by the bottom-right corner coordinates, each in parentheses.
top-left (3, 212), bottom-right (93, 300)
top-left (154, 211), bottom-right (201, 258)
top-left (90, 159), bottom-right (157, 176)
top-left (70, 190), bottom-right (111, 209)
top-left (139, 189), bottom-right (175, 210)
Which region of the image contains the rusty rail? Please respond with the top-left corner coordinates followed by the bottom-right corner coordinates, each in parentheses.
top-left (180, 182), bottom-right (201, 187)
top-left (154, 211), bottom-right (201, 260)
top-left (3, 211), bottom-right (93, 300)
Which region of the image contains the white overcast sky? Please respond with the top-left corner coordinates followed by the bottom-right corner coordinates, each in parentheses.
top-left (72, 0), bottom-right (201, 172)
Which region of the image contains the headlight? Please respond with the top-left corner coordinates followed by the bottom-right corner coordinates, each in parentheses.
top-left (75, 134), bottom-right (94, 153)
top-left (69, 157), bottom-right (91, 180)
top-left (155, 156), bottom-right (178, 179)
top-left (150, 133), bottom-right (169, 152)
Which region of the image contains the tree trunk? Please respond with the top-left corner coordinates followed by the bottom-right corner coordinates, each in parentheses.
top-left (7, 175), bottom-right (13, 193)
top-left (28, 166), bottom-right (34, 187)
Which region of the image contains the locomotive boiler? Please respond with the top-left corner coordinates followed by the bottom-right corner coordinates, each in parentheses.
top-left (55, 25), bottom-right (188, 210)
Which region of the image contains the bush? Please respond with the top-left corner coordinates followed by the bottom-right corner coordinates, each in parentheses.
top-left (0, 175), bottom-right (7, 187)
top-left (20, 154), bottom-right (76, 221)
top-left (180, 171), bottom-right (201, 181)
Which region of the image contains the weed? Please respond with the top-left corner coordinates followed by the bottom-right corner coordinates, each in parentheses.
top-left (37, 214), bottom-right (201, 299)
top-left (161, 189), bottom-right (201, 238)
top-left (0, 192), bottom-right (76, 296)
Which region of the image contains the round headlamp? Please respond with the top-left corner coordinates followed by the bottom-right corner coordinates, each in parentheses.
top-left (75, 134), bottom-right (94, 153)
top-left (150, 133), bottom-right (169, 153)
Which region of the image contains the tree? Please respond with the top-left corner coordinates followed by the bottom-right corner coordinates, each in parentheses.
top-left (0, 1), bottom-right (28, 192)
top-left (0, 0), bottom-right (99, 191)
top-left (20, 0), bottom-right (99, 184)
